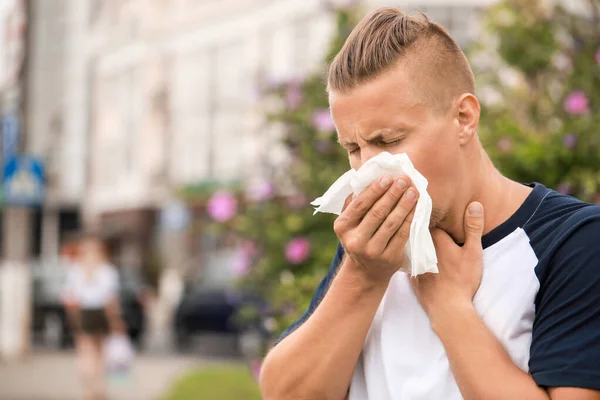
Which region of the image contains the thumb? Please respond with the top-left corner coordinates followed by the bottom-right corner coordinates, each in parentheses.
top-left (464, 202), bottom-right (484, 251)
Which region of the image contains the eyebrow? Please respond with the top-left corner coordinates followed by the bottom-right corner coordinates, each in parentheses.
top-left (337, 127), bottom-right (411, 148)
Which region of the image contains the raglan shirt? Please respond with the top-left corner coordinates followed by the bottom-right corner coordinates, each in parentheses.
top-left (278, 182), bottom-right (600, 395)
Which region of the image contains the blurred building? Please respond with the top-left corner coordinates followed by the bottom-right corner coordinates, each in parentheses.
top-left (25, 0), bottom-right (86, 262)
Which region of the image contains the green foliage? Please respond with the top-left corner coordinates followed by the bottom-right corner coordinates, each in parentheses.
top-left (476, 0), bottom-right (600, 202)
top-left (162, 366), bottom-right (261, 400)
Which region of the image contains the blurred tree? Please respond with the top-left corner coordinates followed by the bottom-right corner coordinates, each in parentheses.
top-left (474, 0), bottom-right (600, 202)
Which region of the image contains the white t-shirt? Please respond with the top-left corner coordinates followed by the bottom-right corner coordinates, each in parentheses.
top-left (64, 264), bottom-right (120, 309)
top-left (280, 183), bottom-right (600, 397)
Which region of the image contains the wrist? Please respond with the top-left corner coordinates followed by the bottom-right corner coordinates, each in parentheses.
top-left (339, 257), bottom-right (391, 294)
top-left (427, 297), bottom-right (476, 336)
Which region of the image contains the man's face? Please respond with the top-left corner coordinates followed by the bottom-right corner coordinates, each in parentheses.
top-left (330, 65), bottom-right (465, 227)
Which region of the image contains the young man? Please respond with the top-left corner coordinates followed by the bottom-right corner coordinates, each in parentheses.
top-left (260, 7), bottom-right (600, 400)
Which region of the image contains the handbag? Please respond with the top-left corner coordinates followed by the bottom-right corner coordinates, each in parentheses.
top-left (104, 333), bottom-right (135, 384)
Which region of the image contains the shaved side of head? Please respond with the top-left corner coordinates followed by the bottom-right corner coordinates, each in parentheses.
top-left (328, 8), bottom-right (475, 114)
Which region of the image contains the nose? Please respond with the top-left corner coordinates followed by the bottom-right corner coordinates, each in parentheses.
top-left (359, 146), bottom-right (385, 168)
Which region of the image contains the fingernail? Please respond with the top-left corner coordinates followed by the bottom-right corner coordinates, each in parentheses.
top-left (406, 189), bottom-right (417, 200)
top-left (379, 176), bottom-right (392, 188)
top-left (396, 179), bottom-right (408, 189)
top-left (469, 202), bottom-right (483, 216)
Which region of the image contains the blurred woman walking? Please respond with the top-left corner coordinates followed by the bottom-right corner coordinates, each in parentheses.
top-left (61, 233), bottom-right (123, 400)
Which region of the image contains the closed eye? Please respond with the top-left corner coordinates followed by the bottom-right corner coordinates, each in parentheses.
top-left (348, 139), bottom-right (401, 155)
top-left (381, 139), bottom-right (402, 147)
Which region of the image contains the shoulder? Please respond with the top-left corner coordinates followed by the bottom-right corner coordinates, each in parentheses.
top-left (546, 204), bottom-right (600, 251)
top-left (545, 204), bottom-right (600, 251)
top-left (533, 204), bottom-right (600, 297)
top-left (524, 186), bottom-right (600, 278)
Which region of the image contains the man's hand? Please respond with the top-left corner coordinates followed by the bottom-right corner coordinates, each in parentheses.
top-left (334, 175), bottom-right (418, 285)
top-left (412, 202), bottom-right (484, 321)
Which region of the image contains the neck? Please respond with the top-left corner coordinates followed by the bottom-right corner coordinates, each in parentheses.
top-left (441, 148), bottom-right (532, 244)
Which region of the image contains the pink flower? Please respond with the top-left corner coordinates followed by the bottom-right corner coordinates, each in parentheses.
top-left (242, 241), bottom-right (257, 257)
top-left (315, 138), bottom-right (333, 153)
top-left (312, 109), bottom-right (336, 133)
top-left (286, 193), bottom-right (309, 209)
top-left (285, 237), bottom-right (311, 264)
top-left (562, 133), bottom-right (577, 149)
top-left (286, 84), bottom-right (304, 110)
top-left (556, 182), bottom-right (571, 195)
top-left (231, 251), bottom-right (250, 277)
top-left (249, 359), bottom-right (262, 382)
top-left (246, 180), bottom-right (274, 202)
top-left (230, 241), bottom-right (257, 277)
top-left (496, 137), bottom-right (513, 153)
top-left (564, 91), bottom-right (590, 115)
top-left (595, 47), bottom-right (600, 65)
top-left (207, 191), bottom-right (237, 222)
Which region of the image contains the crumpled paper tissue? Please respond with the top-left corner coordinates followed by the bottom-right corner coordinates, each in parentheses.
top-left (311, 152), bottom-right (438, 276)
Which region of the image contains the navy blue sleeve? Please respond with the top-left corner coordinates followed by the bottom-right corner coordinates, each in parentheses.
top-left (276, 243), bottom-right (345, 344)
top-left (529, 208), bottom-right (600, 390)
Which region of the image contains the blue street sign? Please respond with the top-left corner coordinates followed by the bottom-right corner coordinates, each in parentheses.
top-left (2, 114), bottom-right (19, 161)
top-left (2, 156), bottom-right (45, 206)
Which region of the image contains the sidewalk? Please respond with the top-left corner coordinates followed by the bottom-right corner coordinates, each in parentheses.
top-left (0, 350), bottom-right (221, 400)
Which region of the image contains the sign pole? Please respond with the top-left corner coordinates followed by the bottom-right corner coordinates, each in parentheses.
top-left (0, 0), bottom-right (32, 362)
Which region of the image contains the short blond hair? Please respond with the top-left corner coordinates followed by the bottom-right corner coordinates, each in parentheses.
top-left (328, 8), bottom-right (475, 112)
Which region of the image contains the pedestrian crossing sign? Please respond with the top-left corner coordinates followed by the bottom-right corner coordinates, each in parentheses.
top-left (2, 156), bottom-right (45, 206)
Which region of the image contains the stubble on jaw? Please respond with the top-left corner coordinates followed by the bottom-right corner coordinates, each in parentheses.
top-left (429, 205), bottom-right (445, 229)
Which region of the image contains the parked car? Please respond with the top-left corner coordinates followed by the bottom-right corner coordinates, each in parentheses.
top-left (173, 249), bottom-right (267, 354)
top-left (31, 262), bottom-right (148, 349)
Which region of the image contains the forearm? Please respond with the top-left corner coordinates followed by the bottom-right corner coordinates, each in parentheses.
top-left (260, 259), bottom-right (388, 400)
top-left (431, 301), bottom-right (549, 400)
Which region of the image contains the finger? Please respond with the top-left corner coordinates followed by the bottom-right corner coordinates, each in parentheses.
top-left (341, 193), bottom-right (353, 213)
top-left (366, 186), bottom-right (416, 253)
top-left (359, 177), bottom-right (411, 240)
top-left (463, 202), bottom-right (484, 252)
top-left (343, 175), bottom-right (395, 226)
top-left (382, 198), bottom-right (417, 257)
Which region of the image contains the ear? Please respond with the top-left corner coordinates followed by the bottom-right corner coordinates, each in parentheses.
top-left (455, 93), bottom-right (480, 145)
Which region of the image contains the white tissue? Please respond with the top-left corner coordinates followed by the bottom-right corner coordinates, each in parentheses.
top-left (311, 152), bottom-right (438, 276)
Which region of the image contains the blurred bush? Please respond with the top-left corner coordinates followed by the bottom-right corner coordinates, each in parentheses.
top-left (474, 0), bottom-right (600, 202)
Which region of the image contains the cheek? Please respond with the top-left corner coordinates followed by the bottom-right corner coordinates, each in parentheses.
top-left (404, 138), bottom-right (457, 208)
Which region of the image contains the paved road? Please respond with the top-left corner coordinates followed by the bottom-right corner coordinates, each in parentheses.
top-left (0, 350), bottom-right (230, 400)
